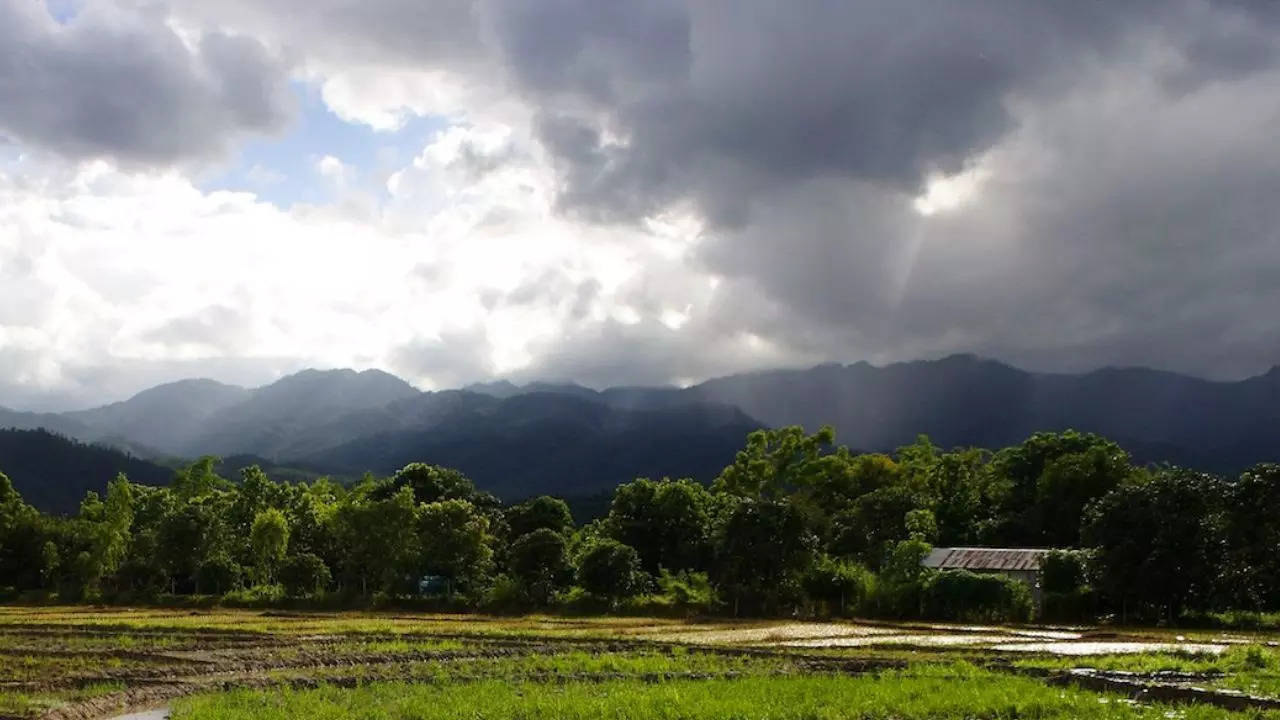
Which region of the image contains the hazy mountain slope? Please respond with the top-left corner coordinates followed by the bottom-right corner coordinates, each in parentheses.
top-left (0, 429), bottom-right (173, 514)
top-left (473, 355), bottom-right (1280, 472)
top-left (301, 392), bottom-right (762, 500)
top-left (188, 369), bottom-right (422, 457)
top-left (11, 355), bottom-right (1280, 507)
top-left (0, 407), bottom-right (89, 440)
top-left (678, 355), bottom-right (1280, 471)
top-left (64, 378), bottom-right (251, 456)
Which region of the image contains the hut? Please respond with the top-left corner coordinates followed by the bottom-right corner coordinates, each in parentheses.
top-left (921, 547), bottom-right (1052, 608)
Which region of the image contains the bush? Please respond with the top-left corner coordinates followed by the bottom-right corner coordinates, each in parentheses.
top-left (655, 569), bottom-right (718, 614)
top-left (803, 555), bottom-right (873, 616)
top-left (195, 554), bottom-right (242, 595)
top-left (1041, 550), bottom-right (1088, 594)
top-left (509, 528), bottom-right (573, 605)
top-left (576, 539), bottom-right (646, 604)
top-left (866, 578), bottom-right (921, 619)
top-left (920, 570), bottom-right (1033, 623)
top-left (280, 553), bottom-right (332, 598)
top-left (222, 584), bottom-right (285, 607)
top-left (1042, 586), bottom-right (1097, 623)
top-left (480, 574), bottom-right (526, 613)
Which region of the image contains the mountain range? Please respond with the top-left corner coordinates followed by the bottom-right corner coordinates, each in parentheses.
top-left (3, 354), bottom-right (1280, 513)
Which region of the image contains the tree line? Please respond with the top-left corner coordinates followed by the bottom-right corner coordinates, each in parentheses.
top-left (1, 426), bottom-right (1278, 623)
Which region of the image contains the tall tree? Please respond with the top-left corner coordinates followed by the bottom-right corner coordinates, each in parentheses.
top-left (416, 499), bottom-right (495, 594)
top-left (509, 527), bottom-right (572, 605)
top-left (377, 463), bottom-right (498, 509)
top-left (990, 431), bottom-right (1134, 546)
top-left (1082, 468), bottom-right (1225, 621)
top-left (714, 426), bottom-right (836, 499)
top-left (1221, 464), bottom-right (1280, 610)
top-left (250, 508), bottom-right (289, 585)
top-left (330, 484), bottom-right (418, 594)
top-left (604, 478), bottom-right (713, 574)
top-left (576, 539), bottom-right (645, 606)
top-left (714, 498), bottom-right (816, 615)
top-left (505, 496), bottom-right (574, 538)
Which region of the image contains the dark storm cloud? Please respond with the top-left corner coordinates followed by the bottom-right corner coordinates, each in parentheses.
top-left (502, 2), bottom-right (1280, 224)
top-left (502, 1), bottom-right (1113, 223)
top-left (0, 2), bottom-right (292, 165)
top-left (479, 0), bottom-right (1280, 380)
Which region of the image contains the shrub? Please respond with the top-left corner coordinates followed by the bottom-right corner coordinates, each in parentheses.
top-left (867, 577), bottom-right (922, 619)
top-left (195, 554), bottom-right (242, 595)
top-left (1041, 586), bottom-right (1097, 623)
top-left (509, 528), bottom-right (573, 605)
top-left (222, 584), bottom-right (285, 607)
top-left (576, 539), bottom-right (647, 605)
top-left (802, 555), bottom-right (873, 616)
top-left (655, 569), bottom-right (718, 613)
top-left (1041, 550), bottom-right (1088, 594)
top-left (480, 574), bottom-right (526, 612)
top-left (921, 570), bottom-right (1033, 623)
top-left (280, 553), bottom-right (332, 598)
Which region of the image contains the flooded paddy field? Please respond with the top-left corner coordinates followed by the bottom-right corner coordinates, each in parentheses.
top-left (3, 606), bottom-right (1280, 720)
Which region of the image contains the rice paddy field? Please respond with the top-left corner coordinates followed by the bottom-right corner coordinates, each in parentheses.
top-left (5, 607), bottom-right (1280, 720)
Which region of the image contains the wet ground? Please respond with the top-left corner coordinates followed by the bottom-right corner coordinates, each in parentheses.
top-left (0, 607), bottom-right (1272, 720)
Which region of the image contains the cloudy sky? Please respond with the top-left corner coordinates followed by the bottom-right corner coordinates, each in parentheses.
top-left (3, 0), bottom-right (1280, 410)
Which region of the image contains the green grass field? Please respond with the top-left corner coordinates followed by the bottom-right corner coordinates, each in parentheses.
top-left (5, 606), bottom-right (1280, 720)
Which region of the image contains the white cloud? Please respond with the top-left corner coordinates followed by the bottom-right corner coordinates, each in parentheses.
top-left (245, 164), bottom-right (285, 187)
top-left (316, 67), bottom-right (475, 131)
top-left (0, 122), bottom-right (722, 406)
top-left (315, 154), bottom-right (350, 183)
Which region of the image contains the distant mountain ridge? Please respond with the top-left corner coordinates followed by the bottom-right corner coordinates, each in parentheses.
top-left (4, 356), bottom-right (1280, 514)
top-left (0, 369), bottom-right (763, 511)
top-left (466, 355), bottom-right (1280, 472)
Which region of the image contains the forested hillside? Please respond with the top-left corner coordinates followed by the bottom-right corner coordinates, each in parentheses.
top-left (6, 357), bottom-right (1280, 514)
top-left (3, 425), bottom-right (1277, 624)
top-left (0, 430), bottom-right (172, 514)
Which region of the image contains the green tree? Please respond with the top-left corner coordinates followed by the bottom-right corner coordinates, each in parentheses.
top-left (714, 498), bottom-right (817, 615)
top-left (714, 426), bottom-right (836, 498)
top-left (1221, 464), bottom-right (1280, 610)
top-left (0, 472), bottom-right (46, 590)
top-left (249, 508), bottom-right (289, 585)
top-left (280, 552), bottom-right (332, 597)
top-left (417, 499), bottom-right (495, 594)
top-left (95, 475), bottom-right (134, 588)
top-left (1041, 549), bottom-right (1087, 594)
top-left (604, 478), bottom-right (713, 574)
top-left (505, 496), bottom-right (574, 538)
top-left (40, 540), bottom-right (60, 589)
top-left (172, 456), bottom-right (227, 499)
top-left (195, 552), bottom-right (242, 594)
top-left (925, 448), bottom-right (993, 544)
top-left (378, 463), bottom-right (498, 508)
top-left (990, 431), bottom-right (1134, 546)
top-left (509, 527), bottom-right (572, 605)
top-left (158, 498), bottom-right (231, 593)
top-left (802, 554), bottom-right (872, 616)
top-left (1082, 468), bottom-right (1225, 621)
top-left (576, 539), bottom-right (646, 606)
top-left (830, 485), bottom-right (928, 568)
top-left (330, 484), bottom-right (418, 594)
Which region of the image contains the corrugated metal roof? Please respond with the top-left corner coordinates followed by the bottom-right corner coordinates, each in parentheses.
top-left (921, 547), bottom-right (1052, 572)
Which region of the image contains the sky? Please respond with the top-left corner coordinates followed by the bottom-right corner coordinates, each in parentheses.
top-left (3, 0), bottom-right (1280, 410)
